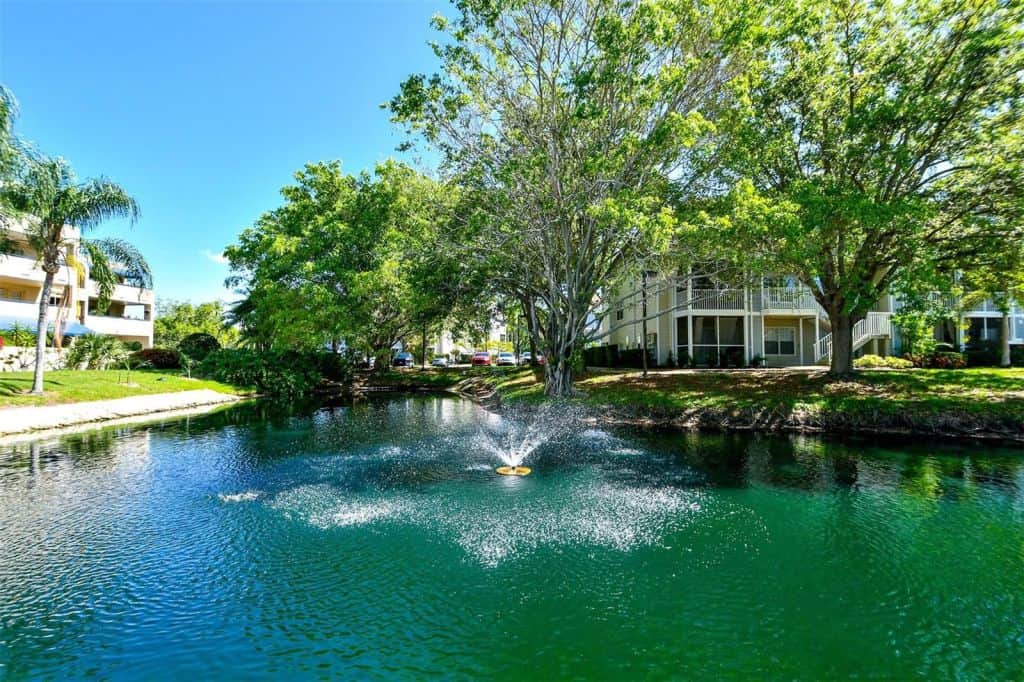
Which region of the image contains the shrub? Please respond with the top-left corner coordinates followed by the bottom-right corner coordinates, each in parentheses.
top-left (198, 349), bottom-right (353, 398)
top-left (3, 323), bottom-right (37, 347)
top-left (66, 334), bottom-right (130, 370)
top-left (179, 332), bottom-right (221, 361)
top-left (123, 340), bottom-right (144, 352)
top-left (855, 354), bottom-right (913, 369)
top-left (130, 348), bottom-right (182, 369)
top-left (925, 351), bottom-right (966, 369)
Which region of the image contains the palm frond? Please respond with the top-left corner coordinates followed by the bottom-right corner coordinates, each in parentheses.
top-left (87, 237), bottom-right (152, 288)
top-left (60, 177), bottom-right (139, 231)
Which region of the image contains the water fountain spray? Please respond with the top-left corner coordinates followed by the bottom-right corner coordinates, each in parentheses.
top-left (478, 404), bottom-right (581, 476)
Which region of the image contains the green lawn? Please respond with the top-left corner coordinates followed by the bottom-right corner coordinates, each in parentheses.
top-left (0, 370), bottom-right (248, 408)
top-left (458, 366), bottom-right (1024, 436)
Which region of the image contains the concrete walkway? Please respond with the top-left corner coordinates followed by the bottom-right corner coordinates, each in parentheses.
top-left (0, 390), bottom-right (244, 438)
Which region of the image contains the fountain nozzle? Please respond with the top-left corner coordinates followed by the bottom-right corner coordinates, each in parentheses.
top-left (496, 466), bottom-right (532, 476)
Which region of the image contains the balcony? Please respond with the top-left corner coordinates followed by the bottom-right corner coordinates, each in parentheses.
top-left (0, 299), bottom-right (61, 321)
top-left (0, 254), bottom-right (75, 286)
top-left (85, 281), bottom-right (155, 305)
top-left (680, 288), bottom-right (746, 311)
top-left (759, 287), bottom-right (822, 313)
top-left (84, 314), bottom-right (153, 339)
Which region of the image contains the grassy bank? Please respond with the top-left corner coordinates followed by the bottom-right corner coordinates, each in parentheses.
top-left (0, 370), bottom-right (248, 408)
top-left (398, 366), bottom-right (1024, 440)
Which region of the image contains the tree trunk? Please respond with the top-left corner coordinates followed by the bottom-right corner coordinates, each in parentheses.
top-left (421, 321), bottom-right (428, 369)
top-left (641, 271), bottom-right (649, 378)
top-left (1001, 312), bottom-right (1011, 367)
top-left (522, 297), bottom-right (539, 367)
top-left (828, 311), bottom-right (855, 377)
top-left (544, 356), bottom-right (574, 397)
top-left (31, 271), bottom-right (55, 394)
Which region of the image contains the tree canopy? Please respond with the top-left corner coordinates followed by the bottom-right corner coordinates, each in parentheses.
top-left (154, 299), bottom-right (237, 349)
top-left (224, 160), bottom-right (485, 360)
top-left (390, 0), bottom-right (750, 395)
top-left (689, 0), bottom-right (1024, 374)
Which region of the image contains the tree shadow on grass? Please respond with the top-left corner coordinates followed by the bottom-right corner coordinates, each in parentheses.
top-left (0, 376), bottom-right (64, 396)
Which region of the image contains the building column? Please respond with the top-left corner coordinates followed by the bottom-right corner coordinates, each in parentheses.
top-left (687, 316), bottom-right (693, 363)
top-left (743, 314), bottom-right (750, 363)
top-left (798, 317), bottom-right (805, 365)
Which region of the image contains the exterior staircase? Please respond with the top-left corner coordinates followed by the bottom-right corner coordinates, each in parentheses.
top-left (814, 312), bottom-right (893, 363)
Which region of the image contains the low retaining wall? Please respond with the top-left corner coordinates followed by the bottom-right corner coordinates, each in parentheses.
top-left (0, 346), bottom-right (64, 372)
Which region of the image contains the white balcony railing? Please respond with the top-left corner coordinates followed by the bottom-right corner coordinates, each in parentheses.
top-left (761, 287), bottom-right (822, 312)
top-left (685, 288), bottom-right (746, 311)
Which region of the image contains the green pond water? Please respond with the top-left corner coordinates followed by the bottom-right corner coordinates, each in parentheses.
top-left (0, 395), bottom-right (1022, 679)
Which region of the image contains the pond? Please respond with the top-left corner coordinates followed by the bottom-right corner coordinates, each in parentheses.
top-left (1, 395), bottom-right (1022, 679)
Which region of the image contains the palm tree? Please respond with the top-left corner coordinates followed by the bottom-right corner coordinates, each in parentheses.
top-left (0, 85), bottom-right (19, 182)
top-left (0, 156), bottom-right (151, 393)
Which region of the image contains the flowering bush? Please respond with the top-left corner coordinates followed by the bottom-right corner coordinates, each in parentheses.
top-left (854, 354), bottom-right (914, 369)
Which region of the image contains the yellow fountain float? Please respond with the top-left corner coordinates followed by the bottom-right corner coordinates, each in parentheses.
top-left (495, 465), bottom-right (532, 476)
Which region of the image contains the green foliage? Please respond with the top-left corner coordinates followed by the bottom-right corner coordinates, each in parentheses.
top-left (223, 161), bottom-right (480, 360)
top-left (130, 348), bottom-right (182, 370)
top-left (197, 349), bottom-right (353, 398)
top-left (154, 299), bottom-right (235, 348)
top-left (2, 323), bottom-right (37, 347)
top-left (893, 310), bottom-right (941, 358)
top-left (178, 332), bottom-right (221, 361)
top-left (65, 334), bottom-right (129, 371)
top-left (123, 340), bottom-right (143, 352)
top-left (855, 355), bottom-right (914, 369)
top-left (693, 0), bottom-right (1024, 375)
top-left (390, 0), bottom-right (746, 395)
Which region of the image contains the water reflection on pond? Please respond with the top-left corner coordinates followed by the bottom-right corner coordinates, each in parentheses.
top-left (0, 395), bottom-right (1021, 679)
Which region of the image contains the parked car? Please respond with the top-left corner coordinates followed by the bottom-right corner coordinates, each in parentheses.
top-left (519, 351), bottom-right (545, 365)
top-left (431, 356), bottom-right (450, 368)
top-left (393, 351), bottom-right (415, 367)
top-left (471, 351), bottom-right (491, 366)
top-left (496, 351), bottom-right (517, 366)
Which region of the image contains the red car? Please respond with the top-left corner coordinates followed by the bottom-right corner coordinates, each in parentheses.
top-left (471, 351), bottom-right (492, 366)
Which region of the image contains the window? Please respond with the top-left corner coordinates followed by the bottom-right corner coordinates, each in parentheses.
top-left (967, 317), bottom-right (1001, 344)
top-left (615, 308), bottom-right (624, 321)
top-left (689, 315), bottom-right (745, 366)
top-left (765, 327), bottom-right (796, 355)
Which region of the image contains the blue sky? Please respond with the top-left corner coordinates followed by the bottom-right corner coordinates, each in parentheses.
top-left (0, 0), bottom-right (446, 303)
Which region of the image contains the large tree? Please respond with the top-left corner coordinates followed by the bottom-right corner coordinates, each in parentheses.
top-left (0, 157), bottom-right (150, 393)
top-left (390, 0), bottom-right (744, 396)
top-left (225, 161), bottom-right (477, 363)
top-left (698, 0), bottom-right (1024, 376)
top-left (154, 299), bottom-right (237, 348)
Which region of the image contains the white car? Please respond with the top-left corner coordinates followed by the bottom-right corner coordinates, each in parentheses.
top-left (431, 356), bottom-right (450, 367)
top-left (496, 352), bottom-right (517, 366)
